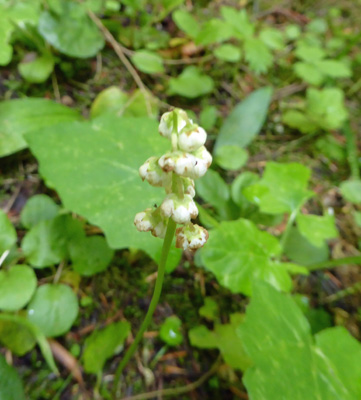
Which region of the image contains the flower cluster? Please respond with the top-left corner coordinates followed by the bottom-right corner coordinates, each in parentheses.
top-left (134, 109), bottom-right (211, 251)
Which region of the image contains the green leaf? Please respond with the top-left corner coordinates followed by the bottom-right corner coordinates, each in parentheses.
top-left (316, 60), bottom-right (352, 79)
top-left (306, 18), bottom-right (328, 34)
top-left (190, 314), bottom-right (251, 371)
top-left (0, 210), bottom-right (16, 254)
top-left (354, 211), bottom-right (361, 228)
top-left (340, 180), bottom-right (361, 204)
top-left (214, 145), bottom-right (248, 170)
top-left (83, 321), bottom-right (130, 374)
top-left (38, 6), bottom-right (104, 58)
top-left (69, 236), bottom-right (114, 276)
top-left (199, 297), bottom-right (219, 321)
top-left (214, 44), bottom-right (241, 62)
top-left (90, 86), bottom-right (128, 119)
top-left (0, 354), bottom-right (25, 400)
top-left (282, 110), bottom-right (318, 134)
top-left (220, 7), bottom-right (254, 39)
top-left (27, 283), bottom-right (79, 337)
top-left (123, 89), bottom-right (159, 118)
top-left (199, 105), bottom-right (218, 131)
top-left (20, 194), bottom-right (60, 229)
top-left (284, 226), bottom-right (329, 266)
top-left (168, 66), bottom-right (214, 98)
top-left (0, 265), bottom-right (37, 312)
top-left (0, 319), bottom-right (36, 356)
top-left (294, 62), bottom-right (324, 85)
top-left (295, 44), bottom-right (326, 62)
top-left (159, 316), bottom-right (183, 346)
top-left (231, 171), bottom-right (259, 211)
top-left (131, 50), bottom-right (164, 74)
top-left (244, 162), bottom-right (314, 214)
top-left (285, 24), bottom-right (301, 40)
top-left (259, 28), bottom-right (284, 50)
top-left (25, 115), bottom-right (181, 268)
top-left (215, 87), bottom-right (272, 151)
top-left (244, 38), bottom-right (273, 74)
top-left (306, 88), bottom-right (348, 131)
top-left (238, 282), bottom-right (361, 400)
top-left (18, 54), bottom-right (54, 84)
top-left (296, 214), bottom-right (338, 247)
top-left (0, 98), bottom-right (81, 157)
top-left (201, 219), bottom-right (300, 295)
top-left (195, 19), bottom-right (233, 45)
top-left (172, 9), bottom-right (200, 38)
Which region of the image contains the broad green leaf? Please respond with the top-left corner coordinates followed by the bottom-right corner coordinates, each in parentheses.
top-left (294, 62), bottom-right (324, 85)
top-left (244, 38), bottom-right (273, 74)
top-left (199, 105), bottom-right (218, 131)
top-left (306, 88), bottom-right (348, 131)
top-left (201, 219), bottom-right (301, 295)
top-left (0, 313), bottom-right (57, 373)
top-left (22, 215), bottom-right (85, 268)
top-left (27, 283), bottom-right (79, 337)
top-left (214, 87), bottom-right (272, 151)
top-left (295, 45), bottom-right (326, 62)
top-left (69, 236), bottom-right (114, 276)
top-left (306, 18), bottom-right (328, 34)
top-left (214, 145), bottom-right (248, 170)
top-left (340, 180), bottom-right (361, 204)
top-left (90, 86), bottom-right (128, 119)
top-left (25, 115), bottom-right (181, 268)
top-left (131, 50), bottom-right (164, 74)
top-left (38, 6), bottom-right (104, 58)
top-left (159, 316), bottom-right (183, 346)
top-left (316, 60), bottom-right (352, 78)
top-left (199, 297), bottom-right (219, 321)
top-left (238, 282), bottom-right (361, 400)
top-left (83, 321), bottom-right (130, 374)
top-left (214, 44), bottom-right (241, 62)
top-left (284, 226), bottom-right (329, 266)
top-left (18, 54), bottom-right (54, 83)
top-left (168, 66), bottom-right (214, 98)
top-left (172, 9), bottom-right (200, 38)
top-left (189, 313), bottom-right (250, 371)
top-left (231, 171), bottom-right (259, 212)
top-left (282, 110), bottom-right (318, 134)
top-left (0, 265), bottom-right (37, 312)
top-left (296, 214), bottom-right (338, 247)
top-left (0, 354), bottom-right (25, 400)
top-left (122, 89), bottom-right (159, 118)
top-left (20, 194), bottom-right (60, 229)
top-left (0, 98), bottom-right (81, 157)
top-left (220, 7), bottom-right (254, 39)
top-left (259, 28), bottom-right (284, 50)
top-left (0, 319), bottom-right (36, 355)
top-left (0, 210), bottom-right (16, 254)
top-left (285, 24), bottom-right (301, 40)
top-left (244, 162), bottom-right (314, 214)
top-left (354, 211), bottom-right (361, 228)
top-left (315, 135), bottom-right (346, 162)
top-left (195, 19), bottom-right (233, 45)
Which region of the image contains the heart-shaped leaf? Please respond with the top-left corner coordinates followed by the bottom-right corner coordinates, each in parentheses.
top-left (20, 194), bottom-right (60, 229)
top-left (159, 316), bottom-right (183, 346)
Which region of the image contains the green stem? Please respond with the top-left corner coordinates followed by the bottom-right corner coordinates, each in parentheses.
top-left (343, 122), bottom-right (360, 181)
top-left (322, 280), bottom-right (361, 304)
top-left (307, 255), bottom-right (361, 272)
top-left (113, 218), bottom-right (176, 396)
top-left (279, 209), bottom-right (298, 255)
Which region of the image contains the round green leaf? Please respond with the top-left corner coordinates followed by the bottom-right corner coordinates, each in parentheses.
top-left (27, 283), bottom-right (79, 337)
top-left (69, 236), bottom-right (114, 276)
top-left (18, 54), bottom-right (54, 83)
top-left (0, 265), bottom-right (37, 312)
top-left (214, 44), bottom-right (241, 62)
top-left (159, 316), bottom-right (183, 346)
top-left (0, 319), bottom-right (36, 356)
top-left (168, 66), bottom-right (214, 98)
top-left (20, 194), bottom-right (60, 229)
top-left (215, 145), bottom-right (248, 170)
top-left (0, 354), bottom-right (25, 400)
top-left (0, 209), bottom-right (16, 254)
top-left (172, 9), bottom-right (200, 38)
top-left (131, 50), bottom-right (164, 74)
top-left (38, 8), bottom-right (104, 58)
top-left (340, 180), bottom-right (361, 204)
top-left (90, 86), bottom-right (128, 119)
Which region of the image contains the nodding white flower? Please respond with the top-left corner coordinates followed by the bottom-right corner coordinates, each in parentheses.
top-left (159, 109), bottom-right (189, 139)
top-left (139, 156), bottom-right (171, 188)
top-left (134, 208), bottom-right (167, 238)
top-left (160, 194), bottom-right (198, 224)
top-left (178, 125), bottom-right (207, 152)
top-left (175, 223), bottom-right (209, 251)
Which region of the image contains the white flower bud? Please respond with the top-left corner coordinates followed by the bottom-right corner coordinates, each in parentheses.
top-left (134, 208), bottom-right (154, 232)
top-left (178, 125), bottom-right (207, 152)
top-left (139, 157), bottom-right (171, 189)
top-left (160, 194), bottom-right (198, 224)
top-left (159, 109), bottom-right (190, 139)
top-left (176, 223), bottom-right (209, 251)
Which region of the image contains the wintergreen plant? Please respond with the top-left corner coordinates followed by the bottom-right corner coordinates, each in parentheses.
top-left (113, 108), bottom-right (212, 392)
